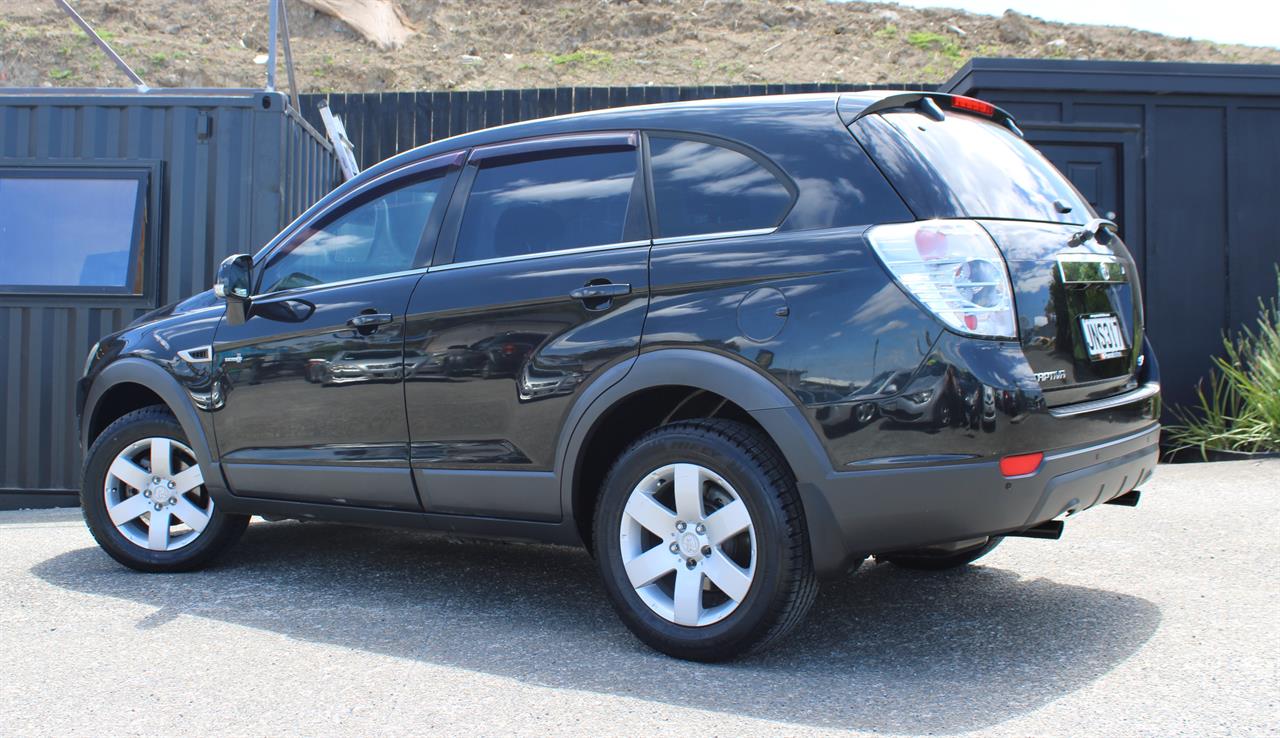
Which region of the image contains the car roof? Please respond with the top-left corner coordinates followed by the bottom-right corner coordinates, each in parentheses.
top-left (353, 90), bottom-right (903, 186)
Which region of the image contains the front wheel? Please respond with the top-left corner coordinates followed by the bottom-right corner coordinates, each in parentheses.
top-left (80, 406), bottom-right (249, 573)
top-left (593, 419), bottom-right (816, 661)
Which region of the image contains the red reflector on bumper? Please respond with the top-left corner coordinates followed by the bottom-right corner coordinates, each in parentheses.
top-left (1000, 452), bottom-right (1044, 477)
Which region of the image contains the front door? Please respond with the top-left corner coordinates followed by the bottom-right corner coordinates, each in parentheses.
top-left (403, 132), bottom-right (651, 521)
top-left (212, 157), bottom-right (460, 509)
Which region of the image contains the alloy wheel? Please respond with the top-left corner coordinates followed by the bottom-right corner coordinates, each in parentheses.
top-left (103, 437), bottom-right (213, 552)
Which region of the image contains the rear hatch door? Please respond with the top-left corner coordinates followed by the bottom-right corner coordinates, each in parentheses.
top-left (849, 98), bottom-right (1143, 405)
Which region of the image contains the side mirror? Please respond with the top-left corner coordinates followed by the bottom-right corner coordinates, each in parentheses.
top-left (214, 253), bottom-right (253, 325)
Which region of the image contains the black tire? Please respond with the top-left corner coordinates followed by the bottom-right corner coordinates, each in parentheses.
top-left (593, 419), bottom-right (817, 662)
top-left (878, 536), bottom-right (1003, 571)
top-left (80, 405), bottom-right (249, 573)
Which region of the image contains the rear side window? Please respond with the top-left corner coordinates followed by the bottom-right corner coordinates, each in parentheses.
top-left (648, 136), bottom-right (793, 238)
top-left (853, 111), bottom-right (1092, 224)
top-left (453, 149), bottom-right (638, 263)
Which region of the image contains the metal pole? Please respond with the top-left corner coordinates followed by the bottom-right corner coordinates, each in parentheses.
top-left (266, 0), bottom-right (279, 91)
top-left (278, 0), bottom-right (301, 112)
top-left (53, 0), bottom-right (147, 90)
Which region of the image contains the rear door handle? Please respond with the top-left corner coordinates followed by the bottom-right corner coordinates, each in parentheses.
top-left (569, 283), bottom-right (631, 300)
top-left (347, 312), bottom-right (394, 328)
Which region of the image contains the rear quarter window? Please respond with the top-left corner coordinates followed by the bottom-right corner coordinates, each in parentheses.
top-left (648, 135), bottom-right (794, 238)
top-left (852, 111), bottom-right (1092, 224)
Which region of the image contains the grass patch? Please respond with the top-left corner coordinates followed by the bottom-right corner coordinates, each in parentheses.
top-left (906, 31), bottom-right (962, 61)
top-left (549, 48), bottom-right (614, 67)
top-left (149, 52), bottom-right (168, 65)
top-left (874, 24), bottom-right (898, 39)
top-left (49, 68), bottom-right (73, 80)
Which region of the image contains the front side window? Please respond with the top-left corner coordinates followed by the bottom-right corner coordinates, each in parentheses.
top-left (258, 174), bottom-right (446, 294)
top-left (0, 168), bottom-right (148, 294)
top-left (452, 149), bottom-right (638, 264)
top-left (648, 136), bottom-right (793, 238)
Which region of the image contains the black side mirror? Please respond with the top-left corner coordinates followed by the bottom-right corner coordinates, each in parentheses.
top-left (214, 253), bottom-right (253, 325)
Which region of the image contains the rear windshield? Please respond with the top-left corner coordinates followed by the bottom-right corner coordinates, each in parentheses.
top-left (852, 110), bottom-right (1092, 224)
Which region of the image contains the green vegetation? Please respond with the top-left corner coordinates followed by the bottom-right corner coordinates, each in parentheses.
top-left (1166, 270), bottom-right (1280, 458)
top-left (874, 24), bottom-right (898, 39)
top-left (149, 52), bottom-right (169, 65)
top-left (49, 68), bottom-right (73, 80)
top-left (549, 48), bottom-right (614, 68)
top-left (906, 31), bottom-right (962, 61)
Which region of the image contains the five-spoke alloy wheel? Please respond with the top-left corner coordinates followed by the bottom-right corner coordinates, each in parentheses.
top-left (595, 419), bottom-right (816, 661)
top-left (81, 405), bottom-right (248, 572)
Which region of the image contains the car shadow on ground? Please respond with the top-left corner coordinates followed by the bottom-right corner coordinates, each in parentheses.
top-left (33, 520), bottom-right (1160, 733)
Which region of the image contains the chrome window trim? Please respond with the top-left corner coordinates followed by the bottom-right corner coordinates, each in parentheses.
top-left (1046, 382), bottom-right (1160, 419)
top-left (429, 240), bottom-right (651, 272)
top-left (251, 267), bottom-right (429, 300)
top-left (651, 227), bottom-right (778, 246)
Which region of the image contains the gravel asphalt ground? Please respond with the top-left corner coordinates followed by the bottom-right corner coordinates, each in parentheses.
top-left (1, 459), bottom-right (1277, 737)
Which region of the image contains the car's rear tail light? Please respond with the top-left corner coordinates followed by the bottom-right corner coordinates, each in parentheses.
top-left (1000, 452), bottom-right (1043, 477)
top-left (950, 95), bottom-right (996, 116)
top-left (865, 219), bottom-right (1017, 339)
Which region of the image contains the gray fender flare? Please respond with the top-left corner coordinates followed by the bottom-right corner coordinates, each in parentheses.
top-left (81, 358), bottom-right (221, 490)
top-left (555, 348), bottom-right (851, 575)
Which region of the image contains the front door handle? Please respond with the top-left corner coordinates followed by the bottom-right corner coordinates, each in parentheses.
top-left (569, 283), bottom-right (631, 301)
top-left (347, 312), bottom-right (394, 334)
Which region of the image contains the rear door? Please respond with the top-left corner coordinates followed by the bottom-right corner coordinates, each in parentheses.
top-left (403, 132), bottom-right (651, 521)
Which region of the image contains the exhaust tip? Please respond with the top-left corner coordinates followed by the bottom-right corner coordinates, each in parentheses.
top-left (1008, 520), bottom-right (1064, 540)
top-left (1105, 489), bottom-right (1142, 507)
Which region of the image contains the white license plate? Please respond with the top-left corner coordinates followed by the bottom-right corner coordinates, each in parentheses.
top-left (1079, 313), bottom-right (1127, 361)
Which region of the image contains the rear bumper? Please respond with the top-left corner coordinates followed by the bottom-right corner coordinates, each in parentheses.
top-left (788, 420), bottom-right (1159, 577)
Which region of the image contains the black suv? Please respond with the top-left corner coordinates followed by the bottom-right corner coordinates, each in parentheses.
top-left (77, 92), bottom-right (1160, 661)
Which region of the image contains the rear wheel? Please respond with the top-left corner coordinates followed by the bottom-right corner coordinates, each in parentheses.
top-left (879, 536), bottom-right (1003, 571)
top-left (593, 419), bottom-right (816, 661)
top-left (80, 406), bottom-right (249, 572)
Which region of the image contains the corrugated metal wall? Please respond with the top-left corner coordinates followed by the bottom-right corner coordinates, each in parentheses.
top-left (0, 90), bottom-right (337, 495)
top-left (297, 83), bottom-right (934, 169)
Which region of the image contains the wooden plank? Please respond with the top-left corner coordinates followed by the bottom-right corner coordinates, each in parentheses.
top-left (483, 89), bottom-right (502, 130)
top-left (555, 87), bottom-right (573, 117)
top-left (430, 90), bottom-right (449, 142)
top-left (449, 91), bottom-right (467, 139)
top-left (414, 91), bottom-right (432, 146)
top-left (396, 90), bottom-right (415, 155)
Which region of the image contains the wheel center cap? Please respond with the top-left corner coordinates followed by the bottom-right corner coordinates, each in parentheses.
top-left (679, 531), bottom-right (702, 557)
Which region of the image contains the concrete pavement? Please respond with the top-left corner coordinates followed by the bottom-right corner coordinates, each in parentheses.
top-left (1, 459), bottom-right (1277, 736)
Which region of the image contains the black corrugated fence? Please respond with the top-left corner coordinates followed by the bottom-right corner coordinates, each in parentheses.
top-left (298, 83), bottom-right (934, 169)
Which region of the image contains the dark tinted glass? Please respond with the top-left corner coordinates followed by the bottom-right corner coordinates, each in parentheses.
top-left (259, 175), bottom-right (444, 294)
top-left (0, 174), bottom-right (143, 291)
top-left (649, 136), bottom-right (793, 238)
top-left (453, 150), bottom-right (637, 263)
top-left (862, 111), bottom-right (1092, 224)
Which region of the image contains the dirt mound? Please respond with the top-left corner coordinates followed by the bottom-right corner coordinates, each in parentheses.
top-left (1, 0), bottom-right (1276, 92)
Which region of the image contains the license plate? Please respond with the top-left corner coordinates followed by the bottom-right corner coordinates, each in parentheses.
top-left (1079, 313), bottom-right (1127, 361)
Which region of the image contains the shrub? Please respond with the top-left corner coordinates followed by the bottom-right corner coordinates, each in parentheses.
top-left (1165, 269), bottom-right (1280, 458)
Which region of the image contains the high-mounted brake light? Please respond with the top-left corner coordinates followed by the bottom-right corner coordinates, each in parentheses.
top-left (950, 96), bottom-right (996, 117)
top-left (865, 220), bottom-right (1018, 339)
top-left (1000, 452), bottom-right (1044, 478)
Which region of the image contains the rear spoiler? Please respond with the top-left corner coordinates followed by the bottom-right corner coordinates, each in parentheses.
top-left (838, 92), bottom-right (1023, 138)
